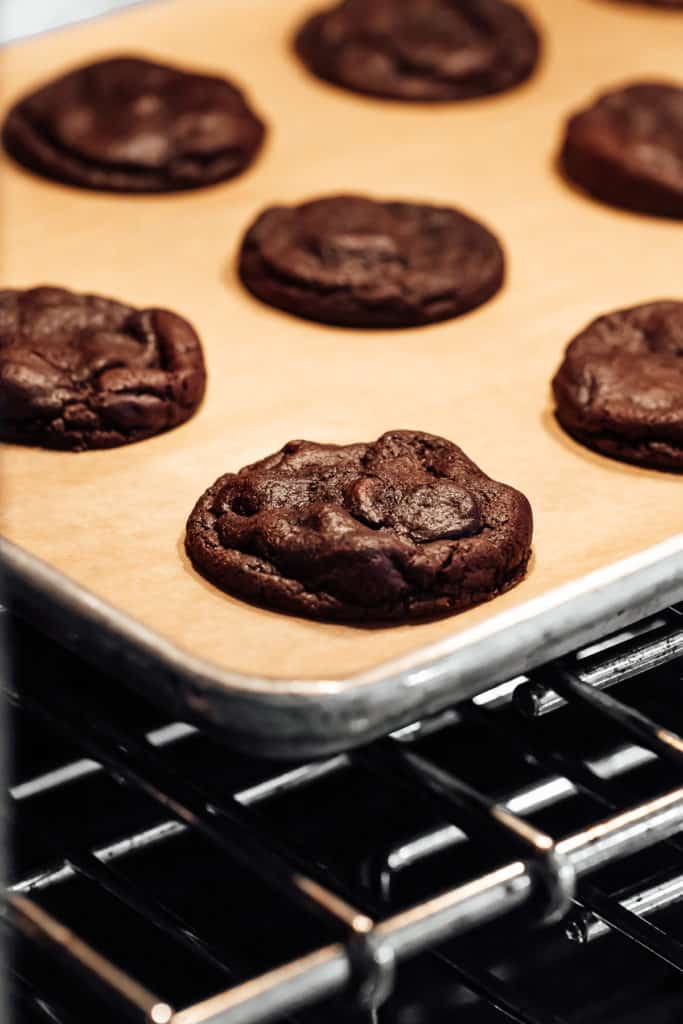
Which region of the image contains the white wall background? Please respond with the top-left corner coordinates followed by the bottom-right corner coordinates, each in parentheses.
top-left (0, 0), bottom-right (146, 43)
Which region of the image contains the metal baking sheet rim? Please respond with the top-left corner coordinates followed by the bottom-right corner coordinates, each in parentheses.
top-left (3, 533), bottom-right (682, 758)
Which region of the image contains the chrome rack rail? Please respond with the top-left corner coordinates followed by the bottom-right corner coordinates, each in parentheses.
top-left (4, 604), bottom-right (683, 1024)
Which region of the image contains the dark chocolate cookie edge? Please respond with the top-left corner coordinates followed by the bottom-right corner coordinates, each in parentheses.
top-left (185, 461), bottom-right (533, 625)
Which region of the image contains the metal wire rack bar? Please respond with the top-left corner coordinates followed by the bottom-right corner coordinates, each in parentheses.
top-left (7, 893), bottom-right (173, 1024)
top-left (532, 664), bottom-right (683, 768)
top-left (567, 866), bottom-right (683, 945)
top-left (4, 608), bottom-right (683, 1024)
top-left (6, 683), bottom-right (377, 939)
top-left (354, 740), bottom-right (575, 920)
top-left (153, 789), bottom-right (683, 1024)
top-left (566, 881), bottom-right (683, 971)
top-left (358, 688), bottom-right (683, 990)
top-left (21, 814), bottom-right (237, 984)
top-left (6, 712), bottom-right (665, 899)
top-left (13, 783), bottom-right (669, 1024)
top-left (371, 694), bottom-right (678, 894)
top-left (515, 606), bottom-right (683, 717)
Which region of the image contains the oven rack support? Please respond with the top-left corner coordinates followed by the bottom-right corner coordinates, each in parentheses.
top-left (4, 605), bottom-right (683, 1024)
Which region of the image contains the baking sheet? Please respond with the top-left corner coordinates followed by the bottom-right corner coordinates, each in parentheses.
top-left (1, 0), bottom-right (682, 744)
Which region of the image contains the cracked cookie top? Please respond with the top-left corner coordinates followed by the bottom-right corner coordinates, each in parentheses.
top-left (552, 301), bottom-right (683, 471)
top-left (0, 286), bottom-right (206, 450)
top-left (185, 430), bottom-right (533, 623)
top-left (239, 195), bottom-right (505, 328)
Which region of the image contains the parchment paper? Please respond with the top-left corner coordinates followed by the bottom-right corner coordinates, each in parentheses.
top-left (1, 0), bottom-right (681, 680)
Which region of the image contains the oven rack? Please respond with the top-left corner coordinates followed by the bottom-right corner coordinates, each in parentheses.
top-left (3, 603), bottom-right (683, 1024)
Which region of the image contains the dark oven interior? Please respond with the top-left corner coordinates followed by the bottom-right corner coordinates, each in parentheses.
top-left (2, 601), bottom-right (682, 1024)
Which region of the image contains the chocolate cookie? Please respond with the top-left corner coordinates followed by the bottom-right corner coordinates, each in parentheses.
top-left (2, 56), bottom-right (265, 192)
top-left (0, 287), bottom-right (206, 451)
top-left (239, 195), bottom-right (505, 327)
top-left (295, 0), bottom-right (540, 102)
top-left (185, 430), bottom-right (532, 623)
top-left (561, 82), bottom-right (683, 218)
top-left (552, 302), bottom-right (683, 471)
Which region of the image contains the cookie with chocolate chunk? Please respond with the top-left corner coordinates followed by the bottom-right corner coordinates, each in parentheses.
top-left (0, 286), bottom-right (206, 451)
top-left (561, 82), bottom-right (683, 218)
top-left (2, 56), bottom-right (265, 192)
top-left (295, 0), bottom-right (540, 102)
top-left (552, 301), bottom-right (683, 471)
top-left (239, 194), bottom-right (505, 327)
top-left (185, 430), bottom-right (533, 623)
